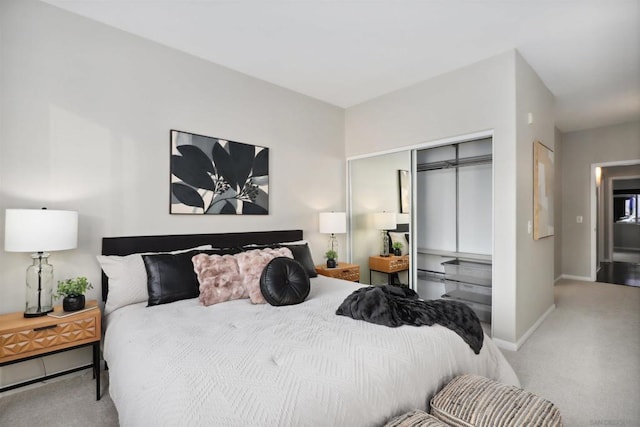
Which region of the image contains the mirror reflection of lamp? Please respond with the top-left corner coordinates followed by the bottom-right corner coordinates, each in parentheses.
top-left (396, 213), bottom-right (410, 225)
top-left (319, 212), bottom-right (346, 267)
top-left (373, 212), bottom-right (397, 257)
top-left (4, 208), bottom-right (78, 317)
top-left (595, 166), bottom-right (602, 187)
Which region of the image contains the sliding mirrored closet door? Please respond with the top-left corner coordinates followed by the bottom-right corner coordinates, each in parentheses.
top-left (348, 151), bottom-right (411, 287)
top-left (348, 136), bottom-right (493, 323)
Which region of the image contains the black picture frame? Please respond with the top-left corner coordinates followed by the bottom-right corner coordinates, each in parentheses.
top-left (170, 130), bottom-right (269, 215)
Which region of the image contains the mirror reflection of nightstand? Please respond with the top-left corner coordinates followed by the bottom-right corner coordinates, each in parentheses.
top-left (369, 255), bottom-right (409, 285)
top-left (315, 262), bottom-right (360, 282)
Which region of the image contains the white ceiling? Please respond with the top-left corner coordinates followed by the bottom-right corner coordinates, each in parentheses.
top-left (42, 0), bottom-right (640, 133)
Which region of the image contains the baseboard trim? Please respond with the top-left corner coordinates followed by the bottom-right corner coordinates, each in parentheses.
top-left (554, 275), bottom-right (562, 284)
top-left (516, 304), bottom-right (555, 350)
top-left (560, 274), bottom-right (592, 282)
top-left (492, 338), bottom-right (518, 351)
top-left (493, 304), bottom-right (556, 352)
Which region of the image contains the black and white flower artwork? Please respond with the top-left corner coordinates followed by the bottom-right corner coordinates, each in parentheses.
top-left (170, 130), bottom-right (269, 215)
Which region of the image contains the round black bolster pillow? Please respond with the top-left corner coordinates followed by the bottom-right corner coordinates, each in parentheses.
top-left (260, 257), bottom-right (310, 306)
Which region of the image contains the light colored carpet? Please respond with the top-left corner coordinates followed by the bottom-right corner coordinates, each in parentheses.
top-left (1, 279), bottom-right (638, 426)
top-left (0, 369), bottom-right (117, 427)
top-left (501, 279), bottom-right (640, 427)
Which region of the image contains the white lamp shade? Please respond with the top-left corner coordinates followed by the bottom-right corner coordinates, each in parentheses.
top-left (319, 212), bottom-right (346, 234)
top-left (373, 212), bottom-right (397, 230)
top-left (5, 209), bottom-right (78, 252)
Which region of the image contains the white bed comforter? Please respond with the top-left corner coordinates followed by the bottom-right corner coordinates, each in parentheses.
top-left (104, 276), bottom-right (518, 427)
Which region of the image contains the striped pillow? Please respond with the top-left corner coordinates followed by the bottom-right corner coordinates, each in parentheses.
top-left (430, 375), bottom-right (563, 427)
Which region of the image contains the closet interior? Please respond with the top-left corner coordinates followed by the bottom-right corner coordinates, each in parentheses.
top-left (415, 137), bottom-right (493, 324)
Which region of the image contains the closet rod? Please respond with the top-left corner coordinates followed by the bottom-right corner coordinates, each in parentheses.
top-left (417, 153), bottom-right (492, 172)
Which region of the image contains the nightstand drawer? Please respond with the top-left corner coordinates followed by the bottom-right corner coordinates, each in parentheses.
top-left (316, 262), bottom-right (360, 282)
top-left (334, 268), bottom-right (360, 282)
top-left (0, 314), bottom-right (98, 363)
top-left (387, 258), bottom-right (409, 271)
top-left (369, 255), bottom-right (409, 273)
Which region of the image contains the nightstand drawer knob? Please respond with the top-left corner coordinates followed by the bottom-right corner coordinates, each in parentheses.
top-left (33, 324), bottom-right (57, 332)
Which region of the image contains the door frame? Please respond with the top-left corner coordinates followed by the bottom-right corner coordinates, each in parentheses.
top-left (607, 174), bottom-right (640, 261)
top-left (590, 160), bottom-right (640, 281)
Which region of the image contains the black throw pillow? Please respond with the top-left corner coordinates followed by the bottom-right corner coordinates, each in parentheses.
top-left (260, 257), bottom-right (310, 306)
top-left (283, 244), bottom-right (318, 278)
top-left (143, 247), bottom-right (240, 306)
top-left (242, 243), bottom-right (318, 278)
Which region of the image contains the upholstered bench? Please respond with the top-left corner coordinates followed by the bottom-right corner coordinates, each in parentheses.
top-left (384, 410), bottom-right (450, 427)
top-left (385, 375), bottom-right (563, 427)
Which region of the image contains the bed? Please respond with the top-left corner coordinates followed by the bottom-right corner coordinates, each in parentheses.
top-left (100, 230), bottom-right (518, 427)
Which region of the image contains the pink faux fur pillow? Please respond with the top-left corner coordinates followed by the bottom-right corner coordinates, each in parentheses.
top-left (192, 247), bottom-right (293, 306)
top-left (236, 247), bottom-right (293, 304)
top-left (192, 254), bottom-right (244, 306)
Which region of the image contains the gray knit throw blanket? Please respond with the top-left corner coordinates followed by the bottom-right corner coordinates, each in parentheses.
top-left (336, 285), bottom-right (484, 354)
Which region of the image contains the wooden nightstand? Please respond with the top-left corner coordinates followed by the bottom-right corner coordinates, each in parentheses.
top-left (369, 255), bottom-right (410, 285)
top-left (0, 300), bottom-right (102, 400)
top-left (315, 262), bottom-right (360, 282)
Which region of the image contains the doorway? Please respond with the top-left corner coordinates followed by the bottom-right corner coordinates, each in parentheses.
top-left (592, 162), bottom-right (640, 286)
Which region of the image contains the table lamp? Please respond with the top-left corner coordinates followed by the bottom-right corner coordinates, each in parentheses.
top-left (4, 208), bottom-right (78, 317)
top-left (373, 212), bottom-right (396, 257)
top-left (396, 213), bottom-right (410, 224)
top-left (319, 212), bottom-right (346, 265)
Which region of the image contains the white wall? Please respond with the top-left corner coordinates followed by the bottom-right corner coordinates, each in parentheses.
top-left (514, 53), bottom-right (556, 339)
top-left (613, 224), bottom-right (640, 250)
top-left (554, 128), bottom-right (563, 280)
top-left (346, 51), bottom-right (521, 344)
top-left (612, 177), bottom-right (640, 190)
top-left (560, 121), bottom-right (640, 278)
top-left (0, 0), bottom-right (344, 385)
top-left (345, 51), bottom-right (559, 347)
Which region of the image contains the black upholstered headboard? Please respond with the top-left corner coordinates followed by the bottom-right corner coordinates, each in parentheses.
top-left (391, 224), bottom-right (409, 233)
top-left (100, 229), bottom-right (303, 302)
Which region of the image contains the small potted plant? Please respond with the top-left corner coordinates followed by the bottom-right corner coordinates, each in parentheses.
top-left (392, 241), bottom-right (403, 256)
top-left (325, 249), bottom-right (338, 268)
top-left (55, 276), bottom-right (93, 312)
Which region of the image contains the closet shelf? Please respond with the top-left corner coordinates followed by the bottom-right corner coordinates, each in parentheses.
top-left (417, 248), bottom-right (492, 263)
top-left (417, 153), bottom-right (492, 172)
top-left (441, 258), bottom-right (493, 324)
top-left (442, 290), bottom-right (492, 307)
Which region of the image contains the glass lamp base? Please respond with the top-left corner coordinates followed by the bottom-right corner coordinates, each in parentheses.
top-left (327, 234), bottom-right (339, 263)
top-left (25, 252), bottom-right (54, 318)
top-left (24, 306), bottom-right (53, 318)
top-left (380, 230), bottom-right (390, 257)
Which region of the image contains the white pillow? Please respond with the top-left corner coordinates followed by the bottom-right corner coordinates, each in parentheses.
top-left (243, 240), bottom-right (313, 258)
top-left (388, 232), bottom-right (410, 256)
top-left (243, 239), bottom-right (309, 247)
top-left (97, 245), bottom-right (212, 316)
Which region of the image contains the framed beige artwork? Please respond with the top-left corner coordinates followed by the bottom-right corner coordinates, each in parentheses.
top-left (398, 170), bottom-right (410, 214)
top-left (533, 141), bottom-right (554, 240)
